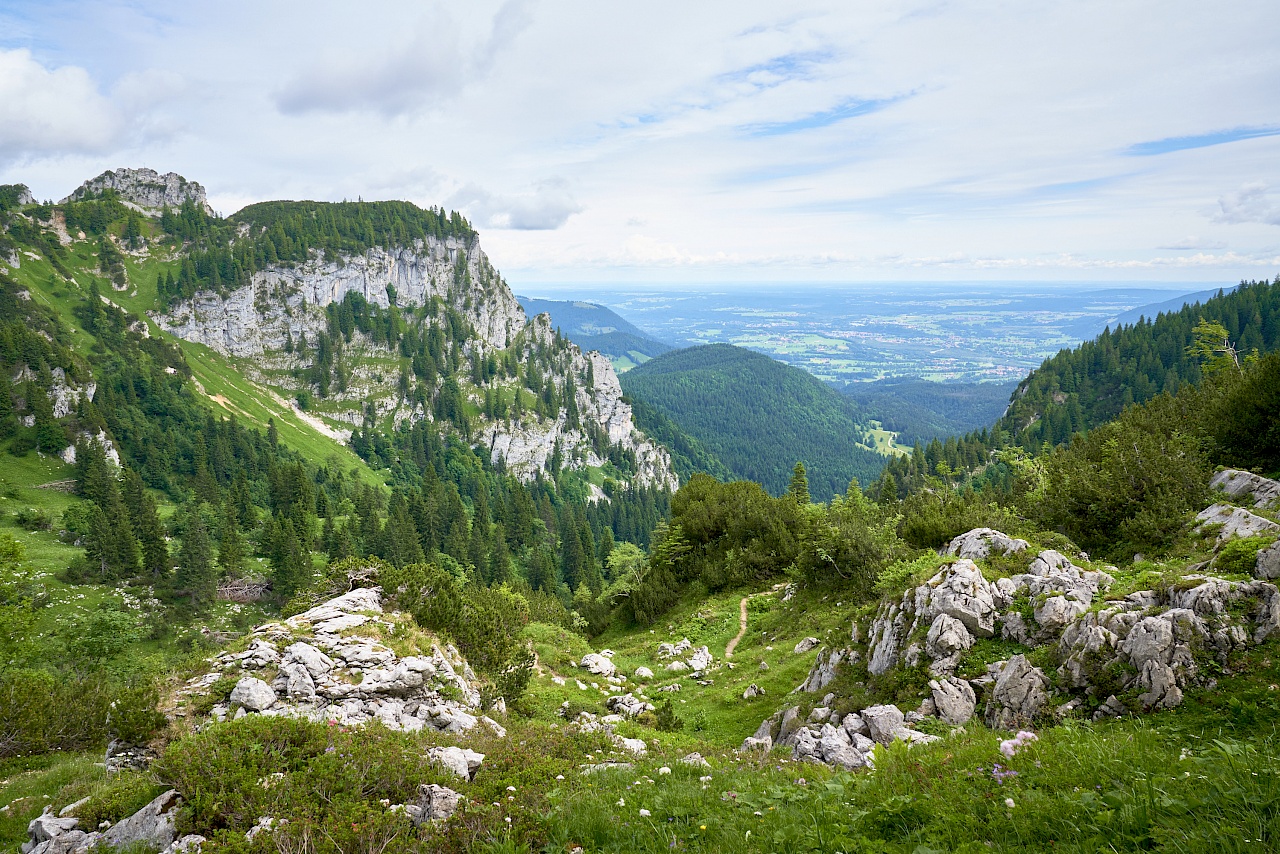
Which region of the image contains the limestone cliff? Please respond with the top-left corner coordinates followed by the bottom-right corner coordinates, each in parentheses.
top-left (154, 230), bottom-right (676, 491)
top-left (61, 168), bottom-right (214, 216)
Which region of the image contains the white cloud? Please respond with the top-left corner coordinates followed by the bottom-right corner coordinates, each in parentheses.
top-left (0, 48), bottom-right (122, 162)
top-left (4, 1), bottom-right (1280, 282)
top-left (1214, 183), bottom-right (1280, 226)
top-left (274, 0), bottom-right (531, 116)
top-left (1158, 236), bottom-right (1228, 250)
top-left (449, 178), bottom-right (582, 230)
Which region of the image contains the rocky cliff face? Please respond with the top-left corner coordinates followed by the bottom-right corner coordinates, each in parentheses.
top-left (61, 168), bottom-right (214, 216)
top-left (158, 238), bottom-right (522, 356)
top-left (154, 233), bottom-right (676, 490)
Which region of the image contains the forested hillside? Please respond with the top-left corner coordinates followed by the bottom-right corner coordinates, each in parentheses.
top-left (0, 174), bottom-right (675, 766)
top-left (875, 277), bottom-right (1280, 498)
top-left (620, 343), bottom-right (886, 498)
top-left (839, 377), bottom-right (1017, 446)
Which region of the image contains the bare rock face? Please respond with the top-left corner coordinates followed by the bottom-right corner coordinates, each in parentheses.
top-left (985, 655), bottom-right (1049, 729)
top-left (924, 613), bottom-right (973, 673)
top-left (797, 647), bottom-right (855, 693)
top-left (945, 528), bottom-right (1030, 561)
top-left (61, 168), bottom-right (213, 216)
top-left (930, 676), bottom-right (977, 726)
top-left (155, 236), bottom-right (677, 491)
top-left (1195, 504), bottom-right (1280, 543)
top-left (1211, 469), bottom-right (1280, 510)
top-left (921, 560), bottom-right (999, 638)
top-left (1257, 541), bottom-right (1280, 580)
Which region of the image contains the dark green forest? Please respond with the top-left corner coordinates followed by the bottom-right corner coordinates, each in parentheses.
top-left (875, 278), bottom-right (1280, 499)
top-left (838, 377), bottom-right (1018, 446)
top-left (620, 343), bottom-right (886, 498)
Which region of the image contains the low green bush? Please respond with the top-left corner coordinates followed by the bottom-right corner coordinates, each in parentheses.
top-left (1215, 535), bottom-right (1274, 576)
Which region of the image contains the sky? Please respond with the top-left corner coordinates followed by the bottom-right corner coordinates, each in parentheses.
top-left (1, 0), bottom-right (1278, 286)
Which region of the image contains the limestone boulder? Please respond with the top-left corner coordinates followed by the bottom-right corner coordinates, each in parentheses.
top-left (229, 677), bottom-right (277, 712)
top-left (428, 746), bottom-right (485, 781)
top-left (945, 528), bottom-right (1030, 561)
top-left (1211, 469), bottom-right (1280, 509)
top-left (929, 676), bottom-right (977, 726)
top-left (1196, 504), bottom-right (1280, 544)
top-left (985, 655), bottom-right (1049, 729)
top-left (923, 560), bottom-right (999, 637)
top-left (861, 704), bottom-right (906, 745)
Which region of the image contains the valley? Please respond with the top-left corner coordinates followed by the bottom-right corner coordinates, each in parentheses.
top-left (2, 171), bottom-right (1279, 854)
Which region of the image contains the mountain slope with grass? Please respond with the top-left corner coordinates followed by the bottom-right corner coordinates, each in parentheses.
top-left (620, 343), bottom-right (887, 499)
top-left (6, 172), bottom-right (1280, 853)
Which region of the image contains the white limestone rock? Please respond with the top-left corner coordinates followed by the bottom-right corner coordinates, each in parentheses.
top-left (929, 676), bottom-right (977, 726)
top-left (945, 528), bottom-right (1030, 561)
top-left (428, 746), bottom-right (485, 781)
top-left (1211, 468), bottom-right (1280, 510)
top-left (1196, 504), bottom-right (1280, 544)
top-left (62, 168), bottom-right (214, 216)
top-left (984, 655), bottom-right (1049, 729)
top-left (229, 677), bottom-right (277, 712)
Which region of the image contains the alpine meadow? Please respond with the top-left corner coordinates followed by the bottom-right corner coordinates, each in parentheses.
top-left (3, 3), bottom-right (1280, 853)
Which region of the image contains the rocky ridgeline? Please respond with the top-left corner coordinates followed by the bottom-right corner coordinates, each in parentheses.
top-left (743, 470), bottom-right (1280, 772)
top-left (174, 587), bottom-right (506, 739)
top-left (61, 168), bottom-right (214, 216)
top-left (154, 224), bottom-right (676, 489)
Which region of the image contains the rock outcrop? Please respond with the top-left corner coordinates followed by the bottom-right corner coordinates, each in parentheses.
top-left (945, 528), bottom-right (1029, 561)
top-left (61, 168), bottom-right (213, 216)
top-left (175, 587), bottom-right (504, 737)
top-left (1211, 468), bottom-right (1280, 510)
top-left (23, 790), bottom-right (186, 854)
top-left (1195, 504), bottom-right (1280, 543)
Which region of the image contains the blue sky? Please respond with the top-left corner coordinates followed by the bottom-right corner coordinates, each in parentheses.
top-left (0, 0), bottom-right (1278, 284)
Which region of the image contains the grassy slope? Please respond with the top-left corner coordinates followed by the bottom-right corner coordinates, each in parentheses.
top-left (5, 225), bottom-right (382, 486)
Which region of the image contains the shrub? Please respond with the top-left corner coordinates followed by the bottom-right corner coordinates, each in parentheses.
top-left (1215, 535), bottom-right (1275, 576)
top-left (14, 507), bottom-right (51, 531)
top-left (653, 698), bottom-right (684, 732)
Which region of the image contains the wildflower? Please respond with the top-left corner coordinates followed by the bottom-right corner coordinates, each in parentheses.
top-left (639, 809), bottom-right (651, 817)
top-left (699, 775), bottom-right (712, 783)
top-left (659, 766), bottom-right (671, 775)
top-left (556, 774), bottom-right (565, 781)
top-left (700, 825), bottom-right (707, 831)
top-left (1005, 798), bottom-right (1016, 809)
top-left (999, 730), bottom-right (1038, 759)
top-left (507, 786), bottom-right (517, 791)
top-left (617, 798), bottom-right (626, 807)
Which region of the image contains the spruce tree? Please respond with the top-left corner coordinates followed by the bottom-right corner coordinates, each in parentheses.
top-left (177, 509), bottom-right (216, 607)
top-left (787, 461), bottom-right (811, 505)
top-left (218, 501), bottom-right (245, 576)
